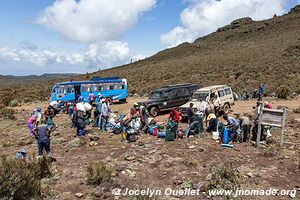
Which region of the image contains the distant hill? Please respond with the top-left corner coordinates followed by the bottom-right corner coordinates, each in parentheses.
top-left (0, 73), bottom-right (79, 85)
top-left (89, 5), bottom-right (300, 96)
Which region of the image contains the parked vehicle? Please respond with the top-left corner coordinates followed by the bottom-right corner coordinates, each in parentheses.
top-left (50, 77), bottom-right (128, 103)
top-left (179, 85), bottom-right (234, 118)
top-left (139, 83), bottom-right (199, 116)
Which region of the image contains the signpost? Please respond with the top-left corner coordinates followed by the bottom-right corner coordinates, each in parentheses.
top-left (256, 107), bottom-right (287, 148)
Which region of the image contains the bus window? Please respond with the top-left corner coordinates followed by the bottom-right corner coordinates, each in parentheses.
top-left (58, 86), bottom-right (66, 94)
top-left (121, 83), bottom-right (125, 89)
top-left (109, 84), bottom-right (114, 90)
top-left (82, 84), bottom-right (89, 92)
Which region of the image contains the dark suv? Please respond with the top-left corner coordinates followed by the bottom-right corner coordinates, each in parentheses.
top-left (139, 83), bottom-right (199, 116)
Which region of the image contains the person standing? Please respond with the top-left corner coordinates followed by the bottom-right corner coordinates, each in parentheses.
top-left (258, 84), bottom-right (265, 101)
top-left (89, 90), bottom-right (95, 105)
top-left (27, 115), bottom-right (35, 139)
top-left (140, 102), bottom-right (149, 133)
top-left (187, 103), bottom-right (194, 124)
top-left (76, 110), bottom-right (86, 136)
top-left (33, 120), bottom-right (52, 157)
top-left (211, 93), bottom-right (221, 116)
top-left (101, 98), bottom-right (109, 131)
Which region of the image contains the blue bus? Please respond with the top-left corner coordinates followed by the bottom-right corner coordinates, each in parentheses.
top-left (50, 77), bottom-right (128, 103)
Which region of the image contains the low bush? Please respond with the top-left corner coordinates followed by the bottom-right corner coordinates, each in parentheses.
top-left (293, 106), bottom-right (300, 114)
top-left (276, 85), bottom-right (291, 99)
top-left (85, 161), bottom-right (111, 186)
top-left (0, 155), bottom-right (52, 199)
top-left (208, 162), bottom-right (239, 191)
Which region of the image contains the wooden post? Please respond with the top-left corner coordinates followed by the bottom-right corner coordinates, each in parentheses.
top-left (256, 104), bottom-right (263, 147)
top-left (280, 108), bottom-right (287, 148)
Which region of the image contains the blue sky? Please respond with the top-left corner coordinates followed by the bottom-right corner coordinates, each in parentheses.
top-left (0, 0), bottom-right (299, 75)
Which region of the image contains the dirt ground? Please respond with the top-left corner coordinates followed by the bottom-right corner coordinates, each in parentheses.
top-left (0, 97), bottom-right (299, 200)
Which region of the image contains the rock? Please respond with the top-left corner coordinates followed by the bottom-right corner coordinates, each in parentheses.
top-left (68, 138), bottom-right (85, 148)
top-left (89, 141), bottom-right (98, 146)
top-left (133, 93), bottom-right (140, 98)
top-left (90, 135), bottom-right (100, 141)
top-left (188, 145), bottom-right (195, 149)
top-left (124, 169), bottom-right (136, 178)
top-left (205, 173), bottom-right (212, 181)
top-left (75, 193), bottom-right (83, 198)
top-left (181, 181), bottom-right (192, 189)
top-left (95, 186), bottom-right (111, 199)
top-left (125, 155), bottom-right (135, 161)
top-left (145, 154), bottom-right (162, 164)
top-left (247, 172), bottom-right (254, 178)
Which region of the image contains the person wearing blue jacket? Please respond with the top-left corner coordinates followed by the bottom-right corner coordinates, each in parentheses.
top-left (223, 114), bottom-right (239, 143)
top-left (258, 84), bottom-right (265, 101)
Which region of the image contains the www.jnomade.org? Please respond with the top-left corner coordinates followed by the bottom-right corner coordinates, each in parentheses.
top-left (112, 188), bottom-right (297, 198)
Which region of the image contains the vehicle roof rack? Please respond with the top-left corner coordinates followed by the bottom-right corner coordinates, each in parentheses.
top-left (89, 77), bottom-right (121, 81)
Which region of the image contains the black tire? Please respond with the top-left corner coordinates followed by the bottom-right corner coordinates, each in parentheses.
top-left (224, 103), bottom-right (230, 114)
top-left (150, 107), bottom-right (158, 117)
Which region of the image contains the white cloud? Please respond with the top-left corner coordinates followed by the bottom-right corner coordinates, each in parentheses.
top-left (161, 0), bottom-right (288, 47)
top-left (36, 0), bottom-right (156, 43)
top-left (0, 41), bottom-right (146, 69)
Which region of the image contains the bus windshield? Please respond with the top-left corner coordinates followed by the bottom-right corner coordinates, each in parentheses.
top-left (192, 92), bottom-right (209, 101)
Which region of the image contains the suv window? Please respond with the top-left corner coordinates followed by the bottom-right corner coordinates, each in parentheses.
top-left (225, 88), bottom-right (232, 95)
top-left (218, 89), bottom-right (225, 97)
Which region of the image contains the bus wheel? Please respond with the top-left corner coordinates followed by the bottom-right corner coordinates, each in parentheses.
top-left (150, 107), bottom-right (158, 117)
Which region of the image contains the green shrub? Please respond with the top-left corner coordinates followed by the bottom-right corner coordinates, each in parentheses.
top-left (276, 85), bottom-right (291, 99)
top-left (208, 162), bottom-right (239, 191)
top-left (85, 161), bottom-right (111, 186)
top-left (9, 99), bottom-right (19, 107)
top-left (0, 155), bottom-right (51, 199)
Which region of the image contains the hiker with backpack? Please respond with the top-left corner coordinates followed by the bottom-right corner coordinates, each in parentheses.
top-left (44, 106), bottom-right (56, 131)
top-left (32, 120), bottom-right (52, 157)
top-left (27, 115), bottom-right (35, 139)
top-left (165, 109), bottom-right (180, 141)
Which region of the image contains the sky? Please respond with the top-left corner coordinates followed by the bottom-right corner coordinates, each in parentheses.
top-left (0, 0), bottom-right (299, 75)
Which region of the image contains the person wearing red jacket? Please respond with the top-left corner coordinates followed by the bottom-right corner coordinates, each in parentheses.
top-left (169, 109), bottom-right (180, 123)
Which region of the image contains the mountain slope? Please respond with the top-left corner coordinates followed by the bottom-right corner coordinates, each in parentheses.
top-left (91, 5), bottom-right (300, 95)
top-left (0, 73), bottom-right (79, 85)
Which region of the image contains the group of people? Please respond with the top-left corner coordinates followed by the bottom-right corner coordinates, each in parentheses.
top-left (27, 103), bottom-right (59, 157)
top-left (242, 84), bottom-right (265, 101)
top-left (26, 84), bottom-right (274, 156)
top-left (68, 92), bottom-right (111, 136)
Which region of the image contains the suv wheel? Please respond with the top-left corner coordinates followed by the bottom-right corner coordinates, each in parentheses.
top-left (150, 107), bottom-right (158, 117)
top-left (224, 103), bottom-right (230, 114)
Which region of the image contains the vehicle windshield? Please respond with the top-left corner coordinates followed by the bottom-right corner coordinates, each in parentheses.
top-left (149, 92), bottom-right (161, 99)
top-left (192, 92), bottom-right (209, 101)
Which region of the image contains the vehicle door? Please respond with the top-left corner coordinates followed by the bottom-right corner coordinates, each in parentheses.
top-left (160, 90), bottom-right (174, 109)
top-left (217, 88), bottom-right (226, 107)
top-left (176, 87), bottom-right (191, 107)
top-left (224, 87), bottom-right (234, 104)
top-left (74, 85), bottom-right (81, 102)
